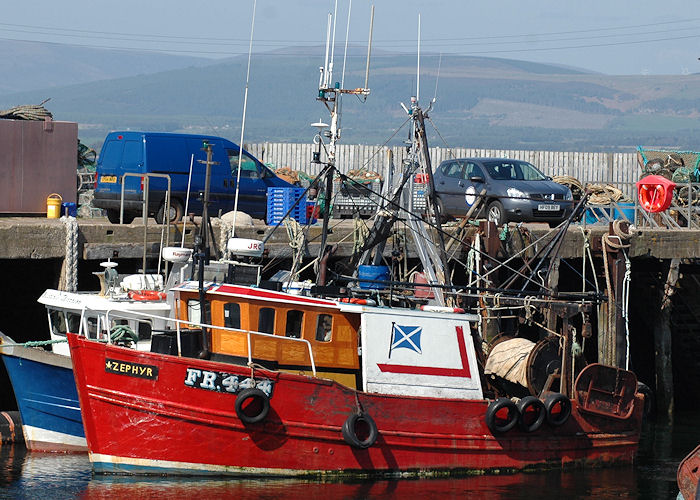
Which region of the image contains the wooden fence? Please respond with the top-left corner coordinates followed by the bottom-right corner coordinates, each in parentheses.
top-left (247, 142), bottom-right (640, 193)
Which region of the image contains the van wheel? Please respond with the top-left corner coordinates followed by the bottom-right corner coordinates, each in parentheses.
top-left (156, 200), bottom-right (184, 224)
top-left (106, 209), bottom-right (135, 224)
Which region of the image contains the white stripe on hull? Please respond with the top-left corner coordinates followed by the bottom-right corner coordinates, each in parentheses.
top-left (89, 453), bottom-right (314, 476)
top-left (23, 425), bottom-right (87, 452)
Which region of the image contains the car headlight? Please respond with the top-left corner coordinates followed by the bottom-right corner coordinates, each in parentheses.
top-left (507, 187), bottom-right (526, 199)
top-left (564, 188), bottom-right (573, 201)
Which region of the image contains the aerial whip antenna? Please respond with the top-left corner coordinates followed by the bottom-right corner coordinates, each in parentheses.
top-left (433, 52), bottom-right (442, 104)
top-left (363, 5), bottom-right (374, 96)
top-left (231, 0), bottom-right (257, 238)
top-left (416, 14), bottom-right (421, 103)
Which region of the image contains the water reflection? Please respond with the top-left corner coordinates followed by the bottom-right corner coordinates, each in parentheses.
top-left (0, 414), bottom-right (696, 500)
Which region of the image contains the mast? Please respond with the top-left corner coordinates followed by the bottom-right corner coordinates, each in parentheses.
top-left (315, 4), bottom-right (373, 285)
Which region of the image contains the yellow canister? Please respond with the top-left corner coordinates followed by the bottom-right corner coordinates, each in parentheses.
top-left (46, 193), bottom-right (62, 219)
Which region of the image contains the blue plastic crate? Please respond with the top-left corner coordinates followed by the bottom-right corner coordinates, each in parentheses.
top-left (267, 187), bottom-right (307, 225)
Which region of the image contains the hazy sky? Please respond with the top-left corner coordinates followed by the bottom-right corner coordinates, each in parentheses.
top-left (4, 0), bottom-right (700, 75)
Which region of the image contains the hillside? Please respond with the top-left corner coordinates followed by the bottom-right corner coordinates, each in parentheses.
top-left (0, 40), bottom-right (212, 94)
top-left (0, 42), bottom-right (698, 152)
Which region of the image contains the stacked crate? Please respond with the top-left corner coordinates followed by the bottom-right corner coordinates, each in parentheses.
top-left (266, 187), bottom-right (307, 225)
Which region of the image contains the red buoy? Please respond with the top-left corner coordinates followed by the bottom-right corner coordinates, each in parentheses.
top-left (636, 175), bottom-right (675, 213)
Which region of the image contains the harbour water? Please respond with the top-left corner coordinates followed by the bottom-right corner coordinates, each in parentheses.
top-left (0, 411), bottom-right (693, 499)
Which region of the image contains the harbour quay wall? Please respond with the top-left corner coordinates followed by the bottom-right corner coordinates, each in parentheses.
top-left (1, 217), bottom-right (699, 261)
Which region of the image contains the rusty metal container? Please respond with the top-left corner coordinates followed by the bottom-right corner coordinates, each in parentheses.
top-left (0, 118), bottom-right (77, 214)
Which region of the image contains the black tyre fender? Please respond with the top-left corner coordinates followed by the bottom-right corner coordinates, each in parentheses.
top-left (156, 198), bottom-right (184, 224)
top-left (485, 397), bottom-right (518, 433)
top-left (517, 395), bottom-right (546, 432)
top-left (235, 388), bottom-right (270, 424)
top-left (543, 392), bottom-right (572, 427)
top-left (341, 412), bottom-right (378, 449)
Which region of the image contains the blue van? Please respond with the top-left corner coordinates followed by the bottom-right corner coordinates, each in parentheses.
top-left (92, 131), bottom-right (293, 223)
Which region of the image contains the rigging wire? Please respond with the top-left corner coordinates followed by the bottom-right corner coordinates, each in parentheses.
top-left (2, 17), bottom-right (700, 46)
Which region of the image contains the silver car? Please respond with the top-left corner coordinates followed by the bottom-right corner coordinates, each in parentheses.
top-left (432, 158), bottom-right (574, 226)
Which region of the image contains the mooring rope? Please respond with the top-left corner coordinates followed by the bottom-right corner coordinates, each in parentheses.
top-left (0, 339), bottom-right (68, 348)
top-left (61, 216), bottom-right (78, 292)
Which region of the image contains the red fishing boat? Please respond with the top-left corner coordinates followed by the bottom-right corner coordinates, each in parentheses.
top-left (67, 280), bottom-right (643, 476)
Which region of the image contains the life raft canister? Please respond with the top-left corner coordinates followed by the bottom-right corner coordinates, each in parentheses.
top-left (128, 290), bottom-right (167, 301)
top-left (636, 174), bottom-right (676, 213)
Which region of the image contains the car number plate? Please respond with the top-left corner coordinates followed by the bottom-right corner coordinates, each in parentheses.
top-left (538, 203), bottom-right (559, 211)
top-left (101, 175), bottom-right (117, 183)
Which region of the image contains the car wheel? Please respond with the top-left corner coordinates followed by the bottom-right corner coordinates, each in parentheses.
top-left (487, 200), bottom-right (506, 225)
top-left (156, 199), bottom-right (184, 224)
top-left (435, 197), bottom-right (450, 224)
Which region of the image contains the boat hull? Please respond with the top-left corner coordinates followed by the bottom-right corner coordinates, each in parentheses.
top-left (68, 333), bottom-right (643, 476)
top-left (0, 335), bottom-right (86, 452)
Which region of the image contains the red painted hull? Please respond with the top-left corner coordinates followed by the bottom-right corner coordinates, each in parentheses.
top-left (68, 333), bottom-right (643, 476)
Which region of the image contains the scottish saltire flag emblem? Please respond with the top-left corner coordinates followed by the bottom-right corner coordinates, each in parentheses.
top-left (389, 324), bottom-right (422, 357)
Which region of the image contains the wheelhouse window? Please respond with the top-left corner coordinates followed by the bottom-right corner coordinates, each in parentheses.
top-left (315, 314), bottom-right (333, 342)
top-left (47, 309), bottom-right (82, 337)
top-left (48, 309), bottom-right (67, 337)
top-left (136, 321), bottom-right (152, 341)
top-left (224, 303), bottom-right (241, 329)
top-left (258, 307), bottom-right (275, 334)
top-left (285, 310), bottom-right (304, 338)
top-left (187, 299), bottom-right (211, 325)
top-left (85, 317), bottom-right (99, 340)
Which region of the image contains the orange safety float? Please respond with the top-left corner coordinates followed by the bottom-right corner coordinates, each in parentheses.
top-left (128, 290), bottom-right (167, 301)
top-left (635, 174), bottom-right (675, 213)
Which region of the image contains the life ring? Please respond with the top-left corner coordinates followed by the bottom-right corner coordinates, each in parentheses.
top-left (341, 412), bottom-right (378, 449)
top-left (235, 388), bottom-right (270, 424)
top-left (543, 392), bottom-right (572, 427)
top-left (516, 396), bottom-right (546, 432)
top-left (485, 398), bottom-right (518, 434)
top-left (128, 290), bottom-right (166, 301)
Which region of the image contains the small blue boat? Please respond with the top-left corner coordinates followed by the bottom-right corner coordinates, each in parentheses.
top-left (0, 270), bottom-right (172, 453)
top-left (0, 332), bottom-right (85, 452)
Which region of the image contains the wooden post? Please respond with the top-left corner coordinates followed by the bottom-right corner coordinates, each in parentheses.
top-left (613, 253), bottom-right (627, 368)
top-left (546, 257), bottom-right (560, 333)
top-left (654, 258), bottom-right (679, 419)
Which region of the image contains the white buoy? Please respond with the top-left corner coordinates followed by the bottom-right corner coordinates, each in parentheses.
top-left (162, 247), bottom-right (193, 263)
top-left (227, 238), bottom-right (264, 258)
